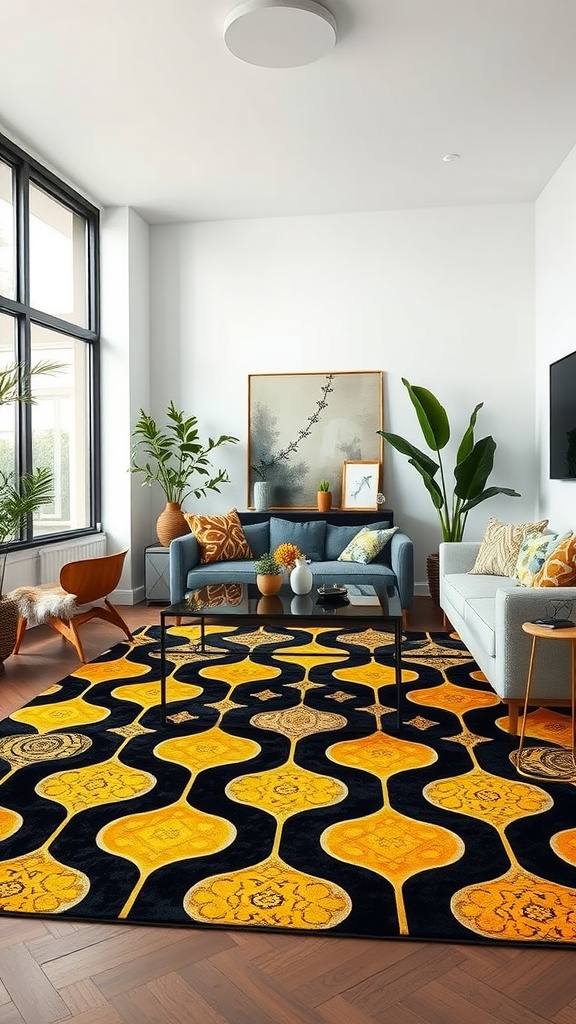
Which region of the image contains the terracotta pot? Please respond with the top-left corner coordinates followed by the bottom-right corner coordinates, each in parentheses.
top-left (256, 573), bottom-right (283, 596)
top-left (156, 501), bottom-right (190, 547)
top-left (0, 597), bottom-right (19, 673)
top-left (317, 491), bottom-right (332, 512)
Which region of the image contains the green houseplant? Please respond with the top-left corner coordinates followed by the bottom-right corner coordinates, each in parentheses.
top-left (0, 360), bottom-right (60, 669)
top-left (317, 479), bottom-right (332, 512)
top-left (130, 402), bottom-right (239, 546)
top-left (378, 378), bottom-right (521, 599)
top-left (254, 551), bottom-right (283, 596)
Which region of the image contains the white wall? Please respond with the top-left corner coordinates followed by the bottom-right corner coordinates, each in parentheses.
top-left (100, 207), bottom-right (151, 603)
top-left (151, 203), bottom-right (537, 592)
top-left (535, 142), bottom-right (576, 532)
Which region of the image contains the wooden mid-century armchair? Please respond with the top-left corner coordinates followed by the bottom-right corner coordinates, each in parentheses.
top-left (12, 550), bottom-right (133, 663)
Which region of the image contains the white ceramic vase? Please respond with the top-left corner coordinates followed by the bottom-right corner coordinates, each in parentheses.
top-left (290, 556), bottom-right (313, 595)
top-left (253, 481), bottom-right (269, 511)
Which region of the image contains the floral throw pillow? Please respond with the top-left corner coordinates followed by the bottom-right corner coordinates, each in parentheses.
top-left (184, 508), bottom-right (253, 565)
top-left (469, 517), bottom-right (549, 578)
top-left (532, 533), bottom-right (576, 587)
top-left (338, 526), bottom-right (398, 564)
top-left (514, 531), bottom-right (563, 586)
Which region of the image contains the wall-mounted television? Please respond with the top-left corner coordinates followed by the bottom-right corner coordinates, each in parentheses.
top-left (550, 349), bottom-right (576, 479)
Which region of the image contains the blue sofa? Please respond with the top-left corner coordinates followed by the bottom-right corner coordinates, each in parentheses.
top-left (169, 510), bottom-right (414, 616)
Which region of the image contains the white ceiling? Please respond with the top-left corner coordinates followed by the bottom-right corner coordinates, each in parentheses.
top-left (1, 0), bottom-right (576, 224)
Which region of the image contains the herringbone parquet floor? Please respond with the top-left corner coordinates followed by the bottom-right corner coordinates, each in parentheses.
top-left (0, 599), bottom-right (574, 1024)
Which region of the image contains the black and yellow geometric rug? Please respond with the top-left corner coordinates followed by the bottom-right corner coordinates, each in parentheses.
top-left (1, 624), bottom-right (576, 947)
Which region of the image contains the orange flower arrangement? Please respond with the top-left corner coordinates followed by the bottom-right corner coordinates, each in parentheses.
top-left (273, 542), bottom-right (303, 571)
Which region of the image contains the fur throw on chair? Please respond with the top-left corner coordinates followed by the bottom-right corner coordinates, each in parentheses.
top-left (7, 585), bottom-right (78, 626)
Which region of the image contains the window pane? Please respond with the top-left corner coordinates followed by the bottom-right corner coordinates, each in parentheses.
top-left (0, 161), bottom-right (15, 299)
top-left (30, 184), bottom-right (87, 327)
top-left (31, 324), bottom-right (90, 536)
top-left (0, 313), bottom-right (17, 483)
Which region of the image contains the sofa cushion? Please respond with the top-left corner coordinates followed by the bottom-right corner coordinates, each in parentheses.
top-left (325, 524), bottom-right (365, 560)
top-left (338, 526), bottom-right (398, 564)
top-left (269, 517), bottom-right (326, 561)
top-left (184, 508), bottom-right (253, 564)
top-left (443, 572), bottom-right (518, 619)
top-left (469, 517), bottom-right (549, 577)
top-left (242, 521), bottom-right (269, 558)
top-left (463, 598), bottom-right (497, 658)
top-left (532, 533), bottom-right (576, 587)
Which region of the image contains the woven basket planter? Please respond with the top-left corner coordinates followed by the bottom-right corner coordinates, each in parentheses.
top-left (0, 597), bottom-right (19, 672)
top-left (427, 552), bottom-right (440, 605)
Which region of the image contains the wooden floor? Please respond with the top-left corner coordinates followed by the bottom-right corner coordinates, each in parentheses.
top-left (0, 598), bottom-right (573, 1024)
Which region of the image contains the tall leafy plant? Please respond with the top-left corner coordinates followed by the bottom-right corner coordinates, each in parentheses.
top-left (130, 402), bottom-right (239, 505)
top-left (378, 379), bottom-right (520, 543)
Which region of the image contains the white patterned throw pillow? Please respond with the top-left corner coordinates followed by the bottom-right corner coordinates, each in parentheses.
top-left (470, 517), bottom-right (549, 577)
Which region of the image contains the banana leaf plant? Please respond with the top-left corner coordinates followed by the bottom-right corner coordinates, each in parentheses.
top-left (378, 379), bottom-right (520, 543)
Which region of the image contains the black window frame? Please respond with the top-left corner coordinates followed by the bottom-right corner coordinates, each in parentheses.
top-left (0, 130), bottom-right (101, 550)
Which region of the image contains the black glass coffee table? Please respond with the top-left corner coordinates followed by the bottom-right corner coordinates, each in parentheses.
top-left (160, 581), bottom-right (404, 728)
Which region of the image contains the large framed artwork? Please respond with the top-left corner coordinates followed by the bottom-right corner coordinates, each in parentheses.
top-left (248, 371), bottom-right (383, 509)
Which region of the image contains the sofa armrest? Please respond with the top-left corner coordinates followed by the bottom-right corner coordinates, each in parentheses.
top-left (169, 533), bottom-right (200, 604)
top-left (439, 541), bottom-right (481, 576)
top-left (496, 586), bottom-right (576, 633)
top-left (389, 531), bottom-right (414, 609)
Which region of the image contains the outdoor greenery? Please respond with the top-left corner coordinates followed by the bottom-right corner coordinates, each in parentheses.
top-left (0, 360), bottom-right (62, 597)
top-left (130, 402), bottom-right (239, 505)
top-left (378, 378), bottom-right (520, 543)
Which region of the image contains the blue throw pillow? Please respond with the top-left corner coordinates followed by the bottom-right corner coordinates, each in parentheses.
top-left (269, 517), bottom-right (326, 562)
top-left (325, 521), bottom-right (393, 560)
top-left (325, 524), bottom-right (364, 560)
top-left (242, 522), bottom-right (270, 559)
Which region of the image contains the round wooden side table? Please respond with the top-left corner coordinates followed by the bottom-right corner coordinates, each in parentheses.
top-left (516, 621), bottom-right (576, 781)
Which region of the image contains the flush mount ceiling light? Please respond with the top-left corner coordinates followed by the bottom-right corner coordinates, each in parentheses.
top-left (224, 0), bottom-right (337, 68)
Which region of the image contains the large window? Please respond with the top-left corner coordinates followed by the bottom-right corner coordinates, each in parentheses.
top-left (0, 133), bottom-right (99, 545)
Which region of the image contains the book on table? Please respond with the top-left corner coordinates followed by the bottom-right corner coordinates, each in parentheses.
top-left (346, 585), bottom-right (381, 606)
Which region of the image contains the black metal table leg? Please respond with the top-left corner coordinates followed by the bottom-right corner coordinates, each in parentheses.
top-left (395, 619), bottom-right (402, 731)
top-left (160, 611), bottom-right (167, 725)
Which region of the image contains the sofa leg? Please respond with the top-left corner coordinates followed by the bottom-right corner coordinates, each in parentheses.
top-left (402, 609), bottom-right (408, 630)
top-left (507, 702), bottom-right (519, 735)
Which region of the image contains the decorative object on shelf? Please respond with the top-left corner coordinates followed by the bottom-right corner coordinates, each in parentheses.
top-left (248, 371), bottom-right (382, 509)
top-left (253, 480), bottom-right (270, 511)
top-left (377, 492), bottom-right (386, 509)
top-left (341, 460), bottom-right (380, 511)
top-left (317, 479), bottom-right (332, 512)
top-left (130, 402), bottom-right (239, 546)
top-left (0, 360), bottom-right (61, 671)
top-left (254, 552), bottom-right (283, 595)
top-left (378, 378), bottom-right (521, 603)
top-left (290, 556), bottom-right (313, 595)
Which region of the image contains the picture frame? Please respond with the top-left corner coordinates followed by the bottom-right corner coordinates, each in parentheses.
top-left (341, 460), bottom-right (381, 510)
top-left (248, 371), bottom-right (383, 509)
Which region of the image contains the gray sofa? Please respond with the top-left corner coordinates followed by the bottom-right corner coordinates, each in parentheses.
top-left (170, 510), bottom-right (414, 618)
top-left (440, 540), bottom-right (576, 733)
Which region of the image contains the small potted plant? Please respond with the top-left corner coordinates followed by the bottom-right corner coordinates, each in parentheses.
top-left (317, 479), bottom-right (332, 512)
top-left (254, 552), bottom-right (283, 596)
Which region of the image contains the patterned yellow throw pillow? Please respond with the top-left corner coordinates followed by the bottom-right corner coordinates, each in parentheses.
top-left (469, 517), bottom-right (549, 577)
top-left (184, 508), bottom-right (253, 565)
top-left (532, 534), bottom-right (576, 587)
